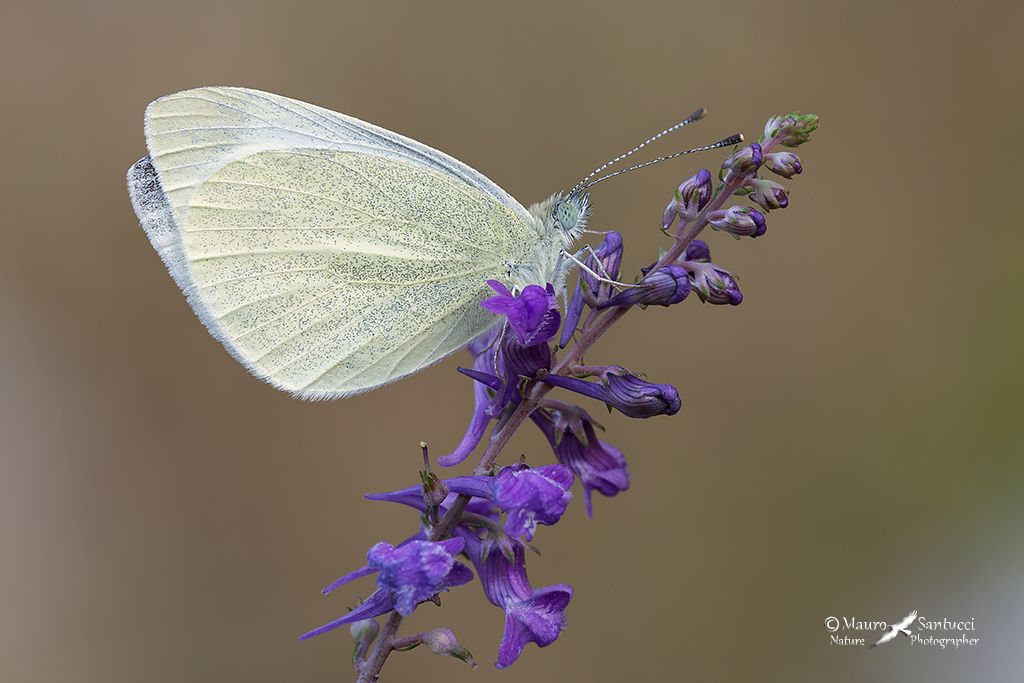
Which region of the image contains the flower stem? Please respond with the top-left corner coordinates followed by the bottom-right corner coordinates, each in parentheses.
top-left (355, 611), bottom-right (402, 683)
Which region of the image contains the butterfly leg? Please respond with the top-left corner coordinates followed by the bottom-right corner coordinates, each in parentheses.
top-left (561, 248), bottom-right (646, 289)
top-left (492, 319), bottom-right (509, 372)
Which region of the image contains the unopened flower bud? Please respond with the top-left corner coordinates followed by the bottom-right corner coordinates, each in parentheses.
top-left (662, 197), bottom-right (679, 232)
top-left (598, 265), bottom-right (690, 309)
top-left (721, 143), bottom-right (763, 184)
top-left (708, 206), bottom-right (767, 238)
top-left (743, 178), bottom-right (789, 211)
top-left (683, 239), bottom-right (712, 263)
top-left (580, 231), bottom-right (624, 297)
top-left (664, 169), bottom-right (713, 228)
top-left (419, 627), bottom-right (477, 668)
top-left (764, 151), bottom-right (802, 178)
top-left (684, 262), bottom-right (743, 305)
top-left (540, 368), bottom-right (681, 419)
top-left (763, 112), bottom-right (819, 147)
top-left (350, 617), bottom-right (380, 649)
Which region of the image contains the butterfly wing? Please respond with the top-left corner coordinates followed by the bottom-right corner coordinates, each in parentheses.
top-left (141, 86), bottom-right (531, 225)
top-left (129, 88), bottom-right (535, 398)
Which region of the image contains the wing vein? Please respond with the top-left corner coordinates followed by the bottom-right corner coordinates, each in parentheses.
top-left (198, 266), bottom-right (327, 289)
top-left (227, 288), bottom-right (338, 342)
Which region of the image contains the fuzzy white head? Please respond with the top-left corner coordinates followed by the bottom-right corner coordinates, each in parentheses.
top-left (511, 191), bottom-right (591, 292)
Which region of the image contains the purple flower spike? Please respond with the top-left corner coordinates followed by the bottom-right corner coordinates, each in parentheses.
top-left (447, 464), bottom-right (574, 541)
top-left (531, 406), bottom-right (629, 516)
top-left (764, 151), bottom-right (803, 178)
top-left (721, 143), bottom-right (763, 184)
top-left (540, 367), bottom-right (681, 418)
top-left (598, 265), bottom-right (690, 309)
top-left (457, 528), bottom-right (573, 668)
top-left (482, 281), bottom-right (560, 347)
top-left (684, 262), bottom-right (744, 305)
top-left (744, 177), bottom-right (789, 211)
top-left (708, 205), bottom-right (767, 238)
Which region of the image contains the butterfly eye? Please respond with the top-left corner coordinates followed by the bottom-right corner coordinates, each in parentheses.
top-left (553, 201), bottom-right (579, 232)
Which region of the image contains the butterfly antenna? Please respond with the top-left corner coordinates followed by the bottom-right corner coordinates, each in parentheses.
top-left (581, 133), bottom-right (744, 190)
top-left (569, 108), bottom-right (707, 196)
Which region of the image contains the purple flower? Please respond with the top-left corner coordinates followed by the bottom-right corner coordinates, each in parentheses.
top-left (369, 465), bottom-right (573, 542)
top-left (683, 261), bottom-right (744, 305)
top-left (482, 281), bottom-right (560, 346)
top-left (708, 205), bottom-right (767, 238)
top-left (560, 282), bottom-right (586, 349)
top-left (683, 239), bottom-right (712, 263)
top-left (743, 177), bottom-right (789, 211)
top-left (299, 538), bottom-right (473, 640)
top-left (764, 151), bottom-right (802, 178)
top-left (369, 540), bottom-right (471, 616)
top-left (721, 143), bottom-right (763, 184)
top-left (439, 330), bottom-right (500, 467)
top-left (447, 464), bottom-right (574, 541)
top-left (365, 488), bottom-right (499, 524)
top-left (663, 169), bottom-right (713, 229)
top-left (443, 327), bottom-right (554, 467)
top-left (531, 404), bottom-right (629, 516)
top-left (500, 337), bottom-right (553, 384)
top-left (487, 335), bottom-right (553, 421)
top-left (598, 265), bottom-right (690, 309)
top-left (539, 367), bottom-right (681, 419)
top-left (457, 528), bottom-right (572, 668)
top-left (582, 231), bottom-right (624, 291)
top-left (560, 231), bottom-right (624, 347)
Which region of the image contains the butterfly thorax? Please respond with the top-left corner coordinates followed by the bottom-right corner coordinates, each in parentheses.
top-left (511, 191), bottom-right (591, 292)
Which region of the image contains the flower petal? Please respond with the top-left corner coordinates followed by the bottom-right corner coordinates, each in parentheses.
top-left (496, 584), bottom-right (573, 668)
top-left (321, 564), bottom-right (376, 596)
top-left (298, 589), bottom-right (395, 640)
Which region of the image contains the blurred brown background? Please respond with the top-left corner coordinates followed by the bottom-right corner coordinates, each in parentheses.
top-left (2, 0), bottom-right (1022, 681)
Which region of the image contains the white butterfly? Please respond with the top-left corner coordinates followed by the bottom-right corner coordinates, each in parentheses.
top-left (128, 87), bottom-right (725, 399)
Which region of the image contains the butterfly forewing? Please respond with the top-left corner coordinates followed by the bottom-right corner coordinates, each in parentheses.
top-left (130, 87), bottom-right (537, 398)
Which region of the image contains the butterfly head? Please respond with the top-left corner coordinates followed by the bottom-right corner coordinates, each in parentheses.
top-left (550, 191), bottom-right (590, 246)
